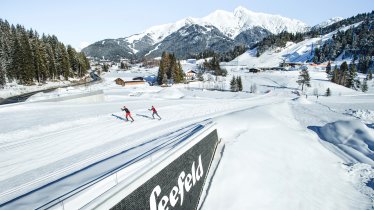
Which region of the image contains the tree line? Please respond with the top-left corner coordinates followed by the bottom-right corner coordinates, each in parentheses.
top-left (201, 56), bottom-right (227, 76)
top-left (326, 61), bottom-right (371, 92)
top-left (0, 19), bottom-right (90, 87)
top-left (254, 32), bottom-right (304, 56)
top-left (190, 45), bottom-right (247, 62)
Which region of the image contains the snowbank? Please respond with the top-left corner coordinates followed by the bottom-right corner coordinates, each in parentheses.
top-left (140, 87), bottom-right (185, 99)
top-left (157, 87), bottom-right (185, 99)
top-left (316, 120), bottom-right (374, 166)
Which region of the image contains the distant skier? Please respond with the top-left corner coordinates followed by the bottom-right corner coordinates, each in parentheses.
top-left (149, 105), bottom-right (161, 120)
top-left (121, 106), bottom-right (134, 122)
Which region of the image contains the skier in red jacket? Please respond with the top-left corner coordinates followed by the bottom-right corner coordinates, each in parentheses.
top-left (121, 106), bottom-right (134, 122)
top-left (149, 105), bottom-right (161, 120)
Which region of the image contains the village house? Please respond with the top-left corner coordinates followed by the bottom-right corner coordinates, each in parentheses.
top-left (114, 78), bottom-right (145, 86)
top-left (185, 70), bottom-right (197, 81)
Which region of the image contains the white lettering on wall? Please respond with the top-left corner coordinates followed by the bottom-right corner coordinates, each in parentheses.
top-left (149, 155), bottom-right (203, 210)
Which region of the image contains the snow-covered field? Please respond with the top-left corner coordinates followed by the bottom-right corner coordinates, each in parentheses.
top-left (1, 66), bottom-right (374, 209)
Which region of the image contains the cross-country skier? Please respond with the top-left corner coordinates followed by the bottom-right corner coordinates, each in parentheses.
top-left (149, 105), bottom-right (161, 120)
top-left (121, 106), bottom-right (134, 122)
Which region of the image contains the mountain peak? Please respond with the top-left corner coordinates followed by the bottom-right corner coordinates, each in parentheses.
top-left (234, 6), bottom-right (250, 14)
top-left (313, 17), bottom-right (344, 29)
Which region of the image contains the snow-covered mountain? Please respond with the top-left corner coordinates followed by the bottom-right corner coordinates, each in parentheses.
top-left (82, 6), bottom-right (309, 60)
top-left (312, 17), bottom-right (344, 29)
top-left (127, 6), bottom-right (308, 44)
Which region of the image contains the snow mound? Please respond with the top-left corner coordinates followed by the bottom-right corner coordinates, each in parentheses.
top-left (318, 120), bottom-right (374, 165)
top-left (156, 87), bottom-right (185, 99)
top-left (346, 109), bottom-right (374, 123)
top-left (135, 87), bottom-right (184, 99)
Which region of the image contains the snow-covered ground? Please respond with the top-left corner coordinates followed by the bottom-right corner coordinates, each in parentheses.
top-left (1, 65), bottom-right (374, 209)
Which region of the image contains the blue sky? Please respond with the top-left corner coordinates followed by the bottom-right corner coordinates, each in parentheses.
top-left (1, 0), bottom-right (373, 50)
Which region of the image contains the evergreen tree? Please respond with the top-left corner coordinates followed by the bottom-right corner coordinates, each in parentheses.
top-left (326, 61), bottom-right (331, 75)
top-left (9, 35), bottom-right (22, 82)
top-left (67, 45), bottom-right (78, 74)
top-left (20, 31), bottom-right (35, 84)
top-left (346, 63), bottom-right (357, 88)
top-left (0, 32), bottom-right (6, 87)
top-left (325, 88), bottom-right (331, 96)
top-left (157, 52), bottom-right (167, 85)
top-left (230, 76), bottom-right (237, 92)
top-left (236, 76), bottom-right (243, 91)
top-left (45, 43), bottom-right (57, 80)
top-left (59, 44), bottom-right (70, 80)
top-left (102, 63), bottom-right (109, 72)
top-left (175, 60), bottom-right (184, 83)
top-left (0, 64), bottom-right (5, 87)
top-left (339, 61), bottom-right (349, 86)
top-left (331, 65), bottom-right (339, 83)
top-left (296, 69), bottom-right (311, 91)
top-left (361, 79), bottom-right (368, 92)
top-left (77, 52), bottom-right (90, 77)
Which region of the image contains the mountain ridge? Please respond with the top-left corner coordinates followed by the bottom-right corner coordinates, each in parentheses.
top-left (83, 6), bottom-right (310, 60)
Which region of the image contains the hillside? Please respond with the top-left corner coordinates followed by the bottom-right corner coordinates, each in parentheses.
top-left (253, 10), bottom-right (374, 73)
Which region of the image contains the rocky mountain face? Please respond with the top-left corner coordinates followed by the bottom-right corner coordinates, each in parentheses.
top-left (82, 6), bottom-right (309, 60)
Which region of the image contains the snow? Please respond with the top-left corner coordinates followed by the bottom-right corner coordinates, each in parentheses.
top-left (124, 6), bottom-right (308, 46)
top-left (346, 163), bottom-right (374, 202)
top-left (313, 17), bottom-right (344, 28)
top-left (202, 102), bottom-right (371, 210)
top-left (140, 87), bottom-right (185, 99)
top-left (346, 109), bottom-right (374, 123)
top-left (231, 6), bottom-right (308, 35)
top-left (1, 65), bottom-right (374, 209)
top-left (145, 43), bottom-right (161, 57)
top-left (227, 21), bottom-right (363, 68)
top-left (0, 80), bottom-right (76, 99)
top-left (312, 120), bottom-right (374, 165)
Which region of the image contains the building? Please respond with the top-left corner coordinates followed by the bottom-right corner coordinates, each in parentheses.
top-left (185, 70), bottom-right (197, 80)
top-left (280, 62), bottom-right (304, 68)
top-left (114, 78), bottom-right (145, 86)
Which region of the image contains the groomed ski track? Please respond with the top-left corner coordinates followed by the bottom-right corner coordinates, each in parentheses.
top-left (0, 91), bottom-right (283, 209)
